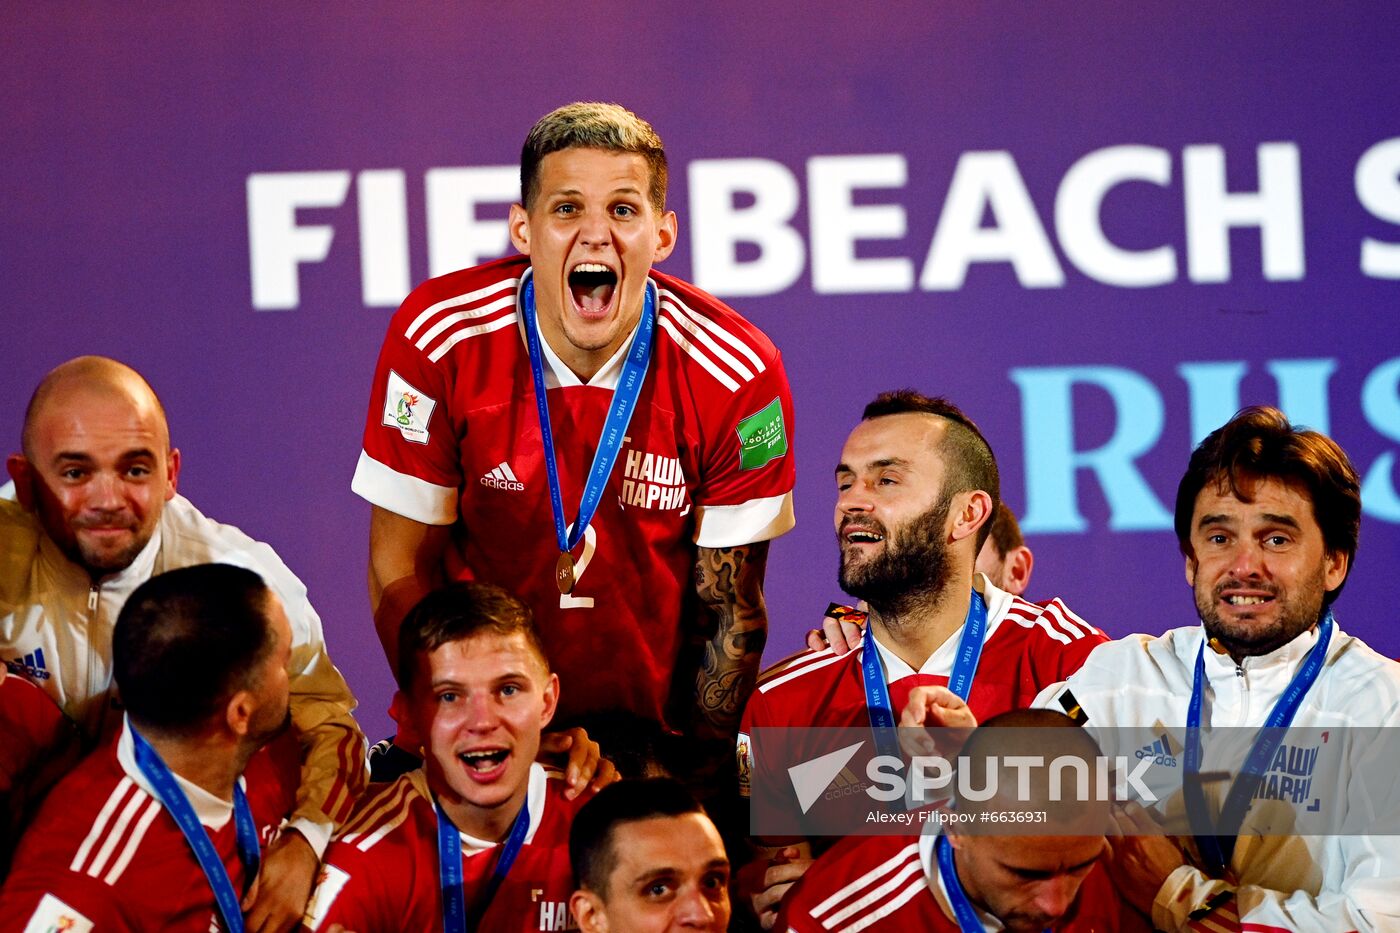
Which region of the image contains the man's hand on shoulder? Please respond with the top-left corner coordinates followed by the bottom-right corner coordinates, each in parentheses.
top-left (538, 727), bottom-right (620, 798)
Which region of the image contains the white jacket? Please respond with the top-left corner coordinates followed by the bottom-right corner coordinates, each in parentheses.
top-left (1037, 622), bottom-right (1400, 932)
top-left (0, 495), bottom-right (366, 854)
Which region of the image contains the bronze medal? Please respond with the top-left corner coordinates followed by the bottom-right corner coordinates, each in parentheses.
top-left (555, 552), bottom-right (575, 595)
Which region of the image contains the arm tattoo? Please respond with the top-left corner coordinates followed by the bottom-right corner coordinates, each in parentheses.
top-left (693, 541), bottom-right (770, 740)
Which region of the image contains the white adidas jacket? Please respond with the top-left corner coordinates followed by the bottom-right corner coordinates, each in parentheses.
top-left (0, 495), bottom-right (366, 854)
top-left (1037, 622), bottom-right (1400, 932)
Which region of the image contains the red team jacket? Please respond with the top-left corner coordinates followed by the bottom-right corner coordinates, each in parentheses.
top-left (302, 765), bottom-right (590, 933)
top-left (353, 256), bottom-right (796, 729)
top-left (0, 721), bottom-right (298, 932)
top-left (779, 833), bottom-right (1145, 932)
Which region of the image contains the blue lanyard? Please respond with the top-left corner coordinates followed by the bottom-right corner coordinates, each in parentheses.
top-left (1183, 612), bottom-right (1333, 875)
top-left (436, 797), bottom-right (531, 933)
top-left (129, 724), bottom-right (260, 933)
top-left (520, 275), bottom-right (656, 560)
top-left (861, 590), bottom-right (988, 760)
top-left (936, 834), bottom-right (1043, 932)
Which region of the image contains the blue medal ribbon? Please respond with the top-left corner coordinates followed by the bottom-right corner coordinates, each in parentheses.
top-left (436, 797), bottom-right (532, 933)
top-left (861, 590), bottom-right (988, 762)
top-left (1183, 612), bottom-right (1334, 875)
top-left (520, 275), bottom-right (656, 563)
top-left (129, 724), bottom-right (260, 933)
top-left (937, 834), bottom-right (1046, 932)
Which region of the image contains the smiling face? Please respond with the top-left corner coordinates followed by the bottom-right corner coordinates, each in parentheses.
top-left (10, 379), bottom-right (179, 576)
top-left (407, 630), bottom-right (559, 839)
top-left (952, 833), bottom-right (1106, 933)
top-left (508, 147), bottom-right (677, 381)
top-left (1186, 475), bottom-right (1347, 660)
top-left (577, 814), bottom-right (730, 933)
top-left (835, 413), bottom-right (957, 605)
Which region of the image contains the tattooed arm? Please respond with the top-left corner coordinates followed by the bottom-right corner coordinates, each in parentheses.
top-left (692, 541), bottom-right (771, 742)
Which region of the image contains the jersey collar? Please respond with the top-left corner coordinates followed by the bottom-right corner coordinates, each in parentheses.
top-left (515, 268), bottom-right (650, 391)
top-left (116, 715), bottom-right (239, 830)
top-left (414, 761), bottom-right (549, 856)
top-left (871, 576), bottom-right (1009, 680)
top-left (921, 829), bottom-right (1004, 930)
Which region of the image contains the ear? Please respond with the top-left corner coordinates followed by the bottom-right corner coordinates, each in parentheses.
top-left (540, 672), bottom-right (560, 730)
top-left (6, 455), bottom-right (35, 511)
top-left (652, 210), bottom-right (678, 263)
top-left (1184, 552), bottom-right (1198, 588)
top-left (509, 203), bottom-right (532, 255)
top-left (570, 890), bottom-right (607, 933)
top-left (1002, 545), bottom-right (1034, 597)
top-left (949, 490), bottom-right (993, 545)
top-left (165, 448), bottom-right (181, 500)
top-left (226, 689), bottom-right (255, 739)
top-left (1323, 549), bottom-right (1348, 594)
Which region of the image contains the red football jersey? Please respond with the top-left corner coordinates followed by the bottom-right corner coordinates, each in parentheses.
top-left (738, 582), bottom-right (1107, 828)
top-left (354, 256), bottom-right (796, 727)
top-left (778, 833), bottom-right (1143, 932)
top-left (303, 765), bottom-right (590, 933)
top-left (0, 671), bottom-right (73, 799)
top-left (0, 720), bottom-right (297, 932)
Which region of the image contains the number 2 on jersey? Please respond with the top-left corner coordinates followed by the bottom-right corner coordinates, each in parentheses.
top-left (560, 524), bottom-right (597, 609)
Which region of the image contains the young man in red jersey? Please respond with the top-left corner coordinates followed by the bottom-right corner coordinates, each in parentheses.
top-left (0, 564), bottom-right (300, 932)
top-left (353, 102), bottom-right (795, 782)
top-left (302, 582), bottom-right (617, 933)
top-left (778, 710), bottom-right (1144, 933)
top-left (738, 391), bottom-right (1107, 928)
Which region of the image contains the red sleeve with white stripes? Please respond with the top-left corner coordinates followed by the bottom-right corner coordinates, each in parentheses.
top-left (1033, 598), bottom-right (1110, 684)
top-left (354, 277), bottom-right (469, 526)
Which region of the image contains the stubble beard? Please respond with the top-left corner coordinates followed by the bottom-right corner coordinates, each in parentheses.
top-left (1194, 567), bottom-right (1329, 659)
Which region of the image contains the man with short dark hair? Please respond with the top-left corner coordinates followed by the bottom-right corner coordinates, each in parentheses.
top-left (354, 102), bottom-right (795, 780)
top-left (738, 391), bottom-right (1105, 927)
top-left (778, 710), bottom-right (1140, 932)
top-left (301, 582), bottom-right (615, 933)
top-left (1, 356), bottom-right (365, 930)
top-left (1037, 406), bottom-right (1400, 931)
top-left (0, 564), bottom-right (299, 931)
top-left (569, 778), bottom-right (731, 933)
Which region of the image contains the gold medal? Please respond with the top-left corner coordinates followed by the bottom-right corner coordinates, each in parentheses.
top-left (555, 552), bottom-right (576, 595)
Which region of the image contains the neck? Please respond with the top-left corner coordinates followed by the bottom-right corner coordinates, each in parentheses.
top-left (141, 728), bottom-right (248, 803)
top-left (433, 780), bottom-right (530, 844)
top-left (867, 571), bottom-right (973, 670)
top-left (949, 845), bottom-right (993, 921)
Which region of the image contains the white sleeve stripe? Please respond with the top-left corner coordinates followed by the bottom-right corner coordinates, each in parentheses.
top-left (656, 316), bottom-right (740, 391)
top-left (1043, 599), bottom-right (1096, 637)
top-left (414, 295), bottom-right (516, 350)
top-left (427, 312), bottom-right (519, 362)
top-left (85, 788), bottom-right (149, 879)
top-left (759, 651), bottom-right (849, 694)
top-left (839, 877), bottom-right (929, 933)
top-left (1039, 600), bottom-right (1090, 639)
top-left (811, 844), bottom-right (920, 918)
top-left (660, 300), bottom-right (756, 381)
top-left (71, 778), bottom-right (135, 872)
top-left (351, 451), bottom-right (457, 526)
top-left (694, 493), bottom-right (794, 549)
top-left (823, 857), bottom-right (925, 927)
top-left (659, 288), bottom-right (767, 373)
top-left (1005, 604), bottom-right (1075, 644)
top-left (758, 648), bottom-right (838, 685)
top-left (403, 277), bottom-right (519, 341)
top-left (103, 799), bottom-right (162, 885)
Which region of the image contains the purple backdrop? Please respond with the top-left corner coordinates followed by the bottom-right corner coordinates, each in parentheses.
top-left (5, 5), bottom-right (1399, 739)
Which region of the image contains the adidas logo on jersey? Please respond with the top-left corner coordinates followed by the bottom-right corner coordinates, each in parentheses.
top-left (1134, 732), bottom-right (1178, 767)
top-left (479, 462), bottom-right (524, 491)
top-left (3, 647), bottom-right (51, 681)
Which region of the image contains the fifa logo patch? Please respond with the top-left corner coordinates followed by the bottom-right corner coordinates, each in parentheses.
top-left (381, 370), bottom-right (437, 445)
top-left (735, 398), bottom-right (788, 471)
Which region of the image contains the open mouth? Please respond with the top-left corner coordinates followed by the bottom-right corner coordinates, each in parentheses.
top-left (458, 748), bottom-right (510, 775)
top-left (1222, 594), bottom-right (1274, 607)
top-left (568, 263), bottom-right (617, 315)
